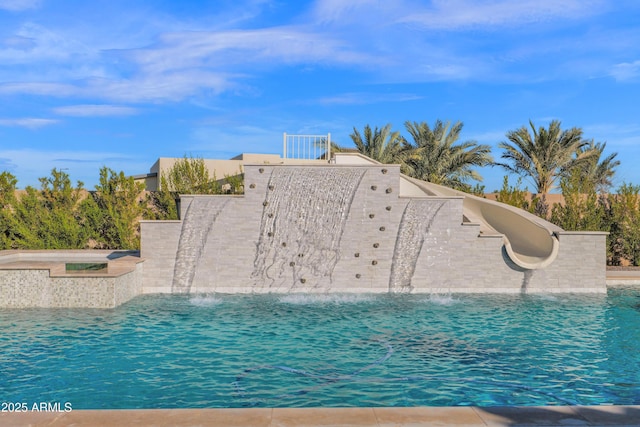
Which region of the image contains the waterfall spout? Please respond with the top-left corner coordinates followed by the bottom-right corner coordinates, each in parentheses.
top-left (172, 197), bottom-right (229, 293)
top-left (389, 200), bottom-right (445, 293)
top-left (252, 167), bottom-right (365, 292)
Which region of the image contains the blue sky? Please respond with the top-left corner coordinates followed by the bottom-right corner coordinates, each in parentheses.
top-left (1, 0), bottom-right (639, 192)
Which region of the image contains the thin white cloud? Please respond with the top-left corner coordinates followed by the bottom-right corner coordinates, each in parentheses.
top-left (0, 82), bottom-right (78, 97)
top-left (610, 60), bottom-right (640, 82)
top-left (398, 0), bottom-right (605, 30)
top-left (0, 22), bottom-right (96, 65)
top-left (312, 0), bottom-right (387, 24)
top-left (0, 74), bottom-right (232, 104)
top-left (0, 0), bottom-right (625, 105)
top-left (89, 72), bottom-right (235, 103)
top-left (132, 27), bottom-right (371, 73)
top-left (0, 35), bottom-right (35, 49)
top-left (316, 92), bottom-right (423, 106)
top-left (0, 0), bottom-right (40, 11)
top-left (53, 105), bottom-right (139, 117)
top-left (0, 23), bottom-right (375, 103)
top-left (0, 118), bottom-right (58, 129)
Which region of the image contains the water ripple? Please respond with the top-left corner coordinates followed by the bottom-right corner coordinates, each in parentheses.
top-left (0, 289), bottom-right (638, 408)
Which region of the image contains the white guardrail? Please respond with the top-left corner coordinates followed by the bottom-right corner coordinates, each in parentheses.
top-left (283, 133), bottom-right (331, 160)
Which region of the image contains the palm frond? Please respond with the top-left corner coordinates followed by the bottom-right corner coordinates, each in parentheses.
top-left (401, 120), bottom-right (492, 190)
top-left (497, 120), bottom-right (586, 194)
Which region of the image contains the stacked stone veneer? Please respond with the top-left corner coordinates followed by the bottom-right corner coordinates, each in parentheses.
top-left (140, 164), bottom-right (608, 294)
top-left (0, 251), bottom-right (143, 308)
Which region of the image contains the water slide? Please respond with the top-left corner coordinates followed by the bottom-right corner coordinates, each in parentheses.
top-left (401, 176), bottom-right (561, 270)
top-left (334, 153), bottom-right (562, 270)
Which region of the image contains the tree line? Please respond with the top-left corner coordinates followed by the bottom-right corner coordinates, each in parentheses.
top-left (341, 119), bottom-right (618, 196)
top-left (0, 119), bottom-right (637, 265)
top-left (0, 157), bottom-right (239, 250)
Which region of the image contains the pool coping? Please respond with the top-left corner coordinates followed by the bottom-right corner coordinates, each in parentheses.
top-left (2, 405), bottom-right (639, 426)
top-left (0, 249), bottom-right (143, 278)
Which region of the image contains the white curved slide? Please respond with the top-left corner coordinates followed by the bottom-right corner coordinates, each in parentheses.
top-left (401, 176), bottom-right (561, 270)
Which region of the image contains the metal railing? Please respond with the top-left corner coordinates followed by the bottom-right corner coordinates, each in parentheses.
top-left (283, 133), bottom-right (331, 161)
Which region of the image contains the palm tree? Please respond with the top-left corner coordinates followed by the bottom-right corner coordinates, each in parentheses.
top-left (350, 124), bottom-right (402, 163)
top-left (575, 140), bottom-right (619, 193)
top-left (496, 120), bottom-right (595, 195)
top-left (400, 120), bottom-right (493, 190)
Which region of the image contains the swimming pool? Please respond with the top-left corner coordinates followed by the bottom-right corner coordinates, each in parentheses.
top-left (1, 288), bottom-right (639, 409)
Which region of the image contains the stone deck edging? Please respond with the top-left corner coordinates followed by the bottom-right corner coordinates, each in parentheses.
top-left (1, 406), bottom-right (639, 426)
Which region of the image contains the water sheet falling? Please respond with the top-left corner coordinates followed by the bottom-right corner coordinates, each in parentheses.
top-left (172, 197), bottom-right (229, 293)
top-left (389, 199), bottom-right (445, 293)
top-left (253, 167), bottom-right (365, 292)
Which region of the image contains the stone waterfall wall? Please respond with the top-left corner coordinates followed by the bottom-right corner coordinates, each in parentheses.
top-left (140, 163), bottom-right (608, 294)
top-left (251, 167), bottom-right (366, 292)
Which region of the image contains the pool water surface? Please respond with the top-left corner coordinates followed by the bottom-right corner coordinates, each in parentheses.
top-left (1, 289), bottom-right (639, 409)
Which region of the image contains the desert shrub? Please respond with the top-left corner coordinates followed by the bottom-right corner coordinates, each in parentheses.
top-left (606, 183), bottom-right (640, 265)
top-left (495, 176), bottom-right (529, 210)
top-left (8, 169), bottom-right (86, 249)
top-left (551, 169), bottom-right (605, 232)
top-left (81, 167), bottom-right (146, 249)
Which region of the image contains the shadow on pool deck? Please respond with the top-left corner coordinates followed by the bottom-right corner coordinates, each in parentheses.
top-left (1, 406), bottom-right (640, 426)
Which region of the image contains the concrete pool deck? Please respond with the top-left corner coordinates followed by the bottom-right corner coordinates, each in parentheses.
top-left (605, 267), bottom-right (640, 286)
top-left (2, 406), bottom-right (640, 426)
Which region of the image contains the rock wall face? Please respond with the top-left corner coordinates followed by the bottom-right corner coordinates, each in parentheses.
top-left (140, 164), bottom-right (607, 294)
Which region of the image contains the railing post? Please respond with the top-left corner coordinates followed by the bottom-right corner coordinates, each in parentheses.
top-left (283, 132), bottom-right (287, 159)
top-left (327, 132), bottom-right (331, 162)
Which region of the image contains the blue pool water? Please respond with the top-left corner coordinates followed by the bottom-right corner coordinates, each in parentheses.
top-left (1, 289), bottom-right (639, 409)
